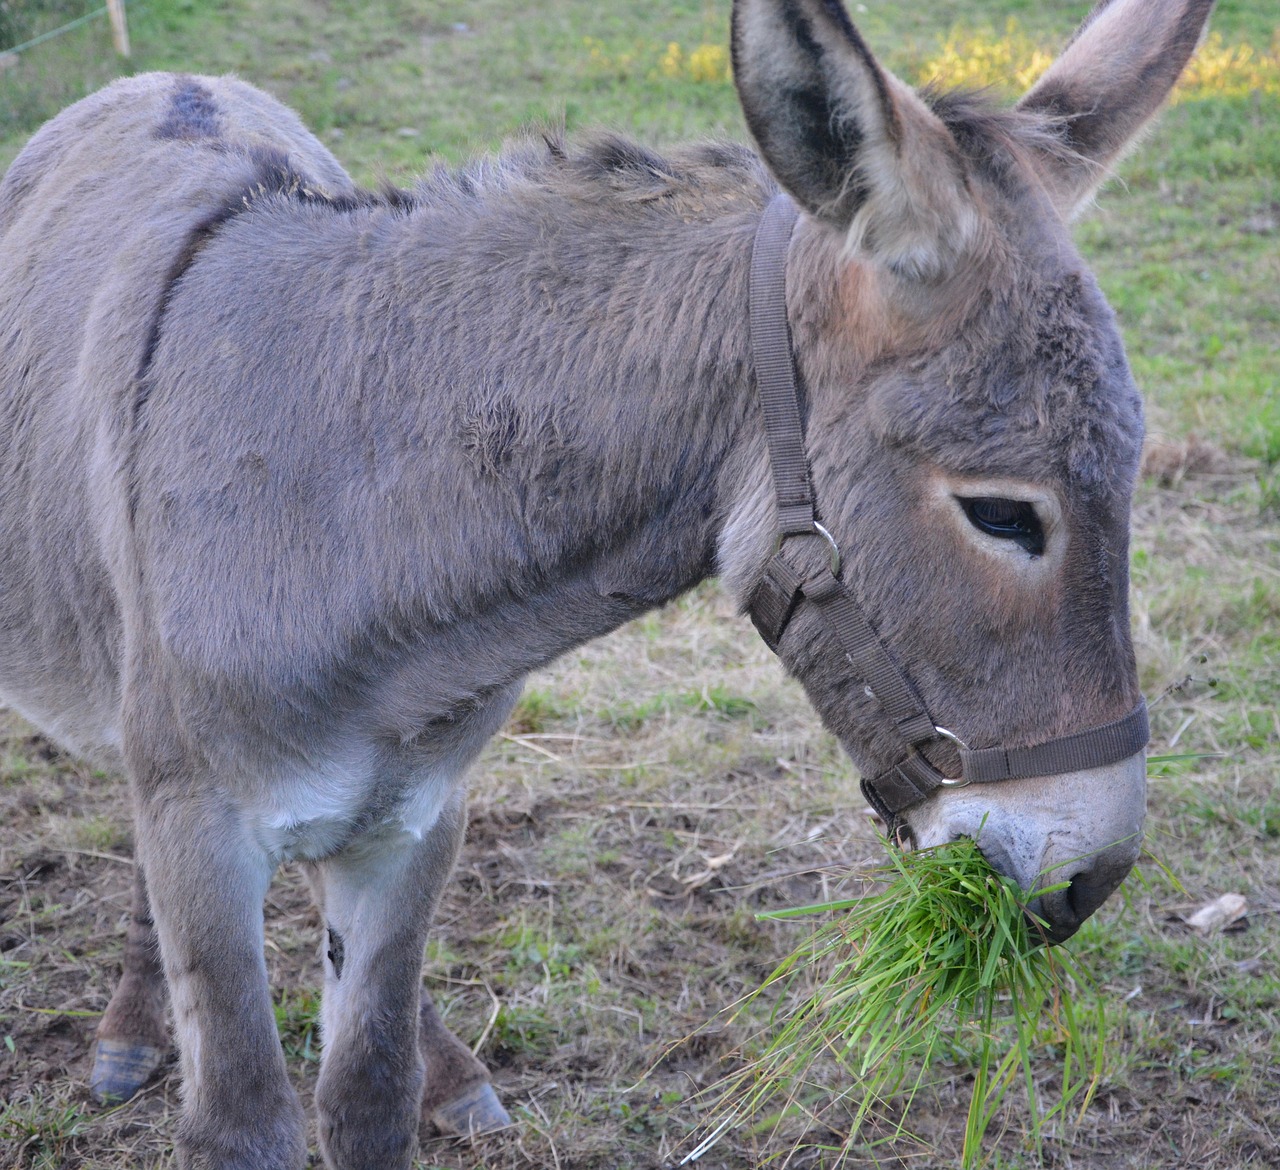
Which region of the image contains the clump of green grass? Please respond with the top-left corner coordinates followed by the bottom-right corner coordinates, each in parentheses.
top-left (690, 838), bottom-right (1103, 1168)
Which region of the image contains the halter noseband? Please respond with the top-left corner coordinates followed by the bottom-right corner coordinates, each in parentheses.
top-left (745, 193), bottom-right (1149, 828)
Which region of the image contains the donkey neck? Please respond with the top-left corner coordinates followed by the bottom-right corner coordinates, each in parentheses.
top-left (340, 188), bottom-right (767, 615)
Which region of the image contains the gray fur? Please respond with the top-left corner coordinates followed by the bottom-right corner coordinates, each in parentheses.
top-left (0, 0), bottom-right (1213, 1164)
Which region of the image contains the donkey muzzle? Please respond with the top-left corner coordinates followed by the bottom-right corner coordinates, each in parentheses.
top-left (901, 750), bottom-right (1147, 944)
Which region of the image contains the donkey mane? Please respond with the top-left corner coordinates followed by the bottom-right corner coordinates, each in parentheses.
top-left (921, 86), bottom-right (1084, 192)
top-left (248, 90), bottom-right (1073, 254)
top-left (237, 123), bottom-right (777, 226)
top-left (238, 146), bottom-right (415, 214)
top-left (397, 133), bottom-right (776, 224)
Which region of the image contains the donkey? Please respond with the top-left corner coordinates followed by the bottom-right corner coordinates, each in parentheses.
top-left (0, 0), bottom-right (1214, 1166)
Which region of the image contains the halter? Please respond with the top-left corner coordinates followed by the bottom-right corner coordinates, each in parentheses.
top-left (745, 194), bottom-right (1149, 829)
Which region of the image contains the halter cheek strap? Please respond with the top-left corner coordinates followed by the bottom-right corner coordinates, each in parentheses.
top-left (745, 193), bottom-right (1149, 827)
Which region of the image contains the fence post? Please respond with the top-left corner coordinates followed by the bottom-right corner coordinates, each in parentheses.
top-left (106, 0), bottom-right (130, 57)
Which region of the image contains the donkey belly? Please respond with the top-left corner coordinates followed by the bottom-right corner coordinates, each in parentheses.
top-left (0, 548), bottom-right (125, 761)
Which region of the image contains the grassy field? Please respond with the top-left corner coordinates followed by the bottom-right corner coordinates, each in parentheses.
top-left (1, 1), bottom-right (1278, 1168)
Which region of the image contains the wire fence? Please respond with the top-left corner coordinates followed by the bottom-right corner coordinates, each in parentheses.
top-left (1, 1), bottom-right (136, 160)
top-left (2, 4), bottom-right (113, 57)
top-left (2, 1), bottom-right (130, 64)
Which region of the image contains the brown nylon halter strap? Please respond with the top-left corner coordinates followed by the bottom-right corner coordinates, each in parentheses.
top-left (746, 194), bottom-right (940, 754)
top-left (744, 191), bottom-right (1151, 825)
top-left (747, 192), bottom-right (816, 536)
top-left (959, 701), bottom-right (1150, 784)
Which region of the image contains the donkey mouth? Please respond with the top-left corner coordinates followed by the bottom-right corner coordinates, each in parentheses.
top-left (899, 751), bottom-right (1148, 945)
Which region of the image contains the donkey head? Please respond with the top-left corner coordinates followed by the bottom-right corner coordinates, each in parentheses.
top-left (723, 0), bottom-right (1215, 941)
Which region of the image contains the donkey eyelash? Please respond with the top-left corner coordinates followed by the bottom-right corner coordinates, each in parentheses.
top-left (956, 496), bottom-right (1046, 557)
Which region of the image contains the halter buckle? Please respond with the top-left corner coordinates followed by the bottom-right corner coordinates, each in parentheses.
top-left (930, 725), bottom-right (971, 788)
top-left (773, 521), bottom-right (841, 576)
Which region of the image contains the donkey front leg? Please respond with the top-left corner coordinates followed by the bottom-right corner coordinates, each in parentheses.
top-left (135, 793), bottom-right (305, 1170)
top-left (90, 863), bottom-right (170, 1103)
top-left (309, 786), bottom-right (505, 1170)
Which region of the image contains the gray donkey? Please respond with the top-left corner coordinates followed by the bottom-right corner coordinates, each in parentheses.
top-left (0, 0), bottom-right (1214, 1166)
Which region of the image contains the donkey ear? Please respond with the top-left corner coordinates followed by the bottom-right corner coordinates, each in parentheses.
top-left (1017, 0), bottom-right (1217, 216)
top-left (731, 0), bottom-right (978, 280)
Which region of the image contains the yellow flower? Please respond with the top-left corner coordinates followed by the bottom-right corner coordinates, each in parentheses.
top-left (655, 41), bottom-right (729, 85)
top-left (687, 43), bottom-right (730, 84)
top-left (918, 20), bottom-right (1053, 94)
top-left (660, 42), bottom-right (683, 79)
top-left (1178, 31), bottom-right (1280, 99)
top-left (916, 20), bottom-right (1279, 101)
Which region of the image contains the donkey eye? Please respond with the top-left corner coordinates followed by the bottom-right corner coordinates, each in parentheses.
top-left (957, 496), bottom-right (1045, 557)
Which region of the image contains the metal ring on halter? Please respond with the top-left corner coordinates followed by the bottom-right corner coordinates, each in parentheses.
top-left (774, 521), bottom-right (841, 575)
top-left (930, 725), bottom-right (971, 788)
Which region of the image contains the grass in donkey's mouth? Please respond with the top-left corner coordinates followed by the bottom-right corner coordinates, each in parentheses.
top-left (688, 837), bottom-right (1105, 1168)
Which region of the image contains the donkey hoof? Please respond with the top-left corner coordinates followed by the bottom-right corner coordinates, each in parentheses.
top-left (90, 1038), bottom-right (166, 1103)
top-left (430, 1081), bottom-right (512, 1137)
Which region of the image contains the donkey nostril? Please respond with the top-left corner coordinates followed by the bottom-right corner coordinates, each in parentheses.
top-left (1065, 869), bottom-right (1113, 926)
top-left (1032, 866), bottom-right (1124, 946)
top-left (1067, 875), bottom-right (1087, 920)
top-left (1027, 886), bottom-right (1082, 946)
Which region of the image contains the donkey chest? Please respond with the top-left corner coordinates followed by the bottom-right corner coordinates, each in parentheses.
top-left (242, 751), bottom-right (455, 863)
top-left (232, 683), bottom-right (519, 863)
